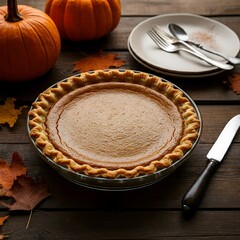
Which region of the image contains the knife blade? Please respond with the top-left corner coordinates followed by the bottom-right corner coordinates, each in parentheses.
top-left (182, 114), bottom-right (240, 212)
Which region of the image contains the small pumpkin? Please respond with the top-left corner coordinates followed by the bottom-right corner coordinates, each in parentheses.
top-left (0, 0), bottom-right (61, 82)
top-left (45, 0), bottom-right (121, 41)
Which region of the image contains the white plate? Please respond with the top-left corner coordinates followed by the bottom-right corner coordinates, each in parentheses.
top-left (128, 39), bottom-right (224, 78)
top-left (128, 13), bottom-right (240, 74)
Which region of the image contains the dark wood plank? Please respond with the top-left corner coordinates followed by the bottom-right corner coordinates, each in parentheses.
top-left (2, 210), bottom-right (240, 240)
top-left (0, 1), bottom-right (239, 238)
top-left (1, 2), bottom-right (240, 43)
top-left (2, 0), bottom-right (240, 16)
top-left (120, 0), bottom-right (240, 16)
top-left (107, 16), bottom-right (240, 52)
top-left (61, 16), bottom-right (240, 50)
top-left (0, 51), bottom-right (239, 102)
top-left (0, 141), bottom-right (239, 210)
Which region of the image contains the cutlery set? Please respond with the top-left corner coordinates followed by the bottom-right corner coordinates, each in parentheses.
top-left (169, 23), bottom-right (240, 65)
top-left (147, 23), bottom-right (240, 70)
top-left (147, 24), bottom-right (240, 212)
top-left (128, 14), bottom-right (240, 214)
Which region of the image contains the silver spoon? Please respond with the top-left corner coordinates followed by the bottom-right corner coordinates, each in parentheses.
top-left (147, 27), bottom-right (233, 70)
top-left (168, 23), bottom-right (240, 65)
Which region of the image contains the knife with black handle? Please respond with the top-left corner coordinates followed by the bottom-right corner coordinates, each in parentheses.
top-left (182, 114), bottom-right (240, 212)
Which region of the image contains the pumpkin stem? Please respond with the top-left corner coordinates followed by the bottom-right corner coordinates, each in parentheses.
top-left (5, 0), bottom-right (23, 22)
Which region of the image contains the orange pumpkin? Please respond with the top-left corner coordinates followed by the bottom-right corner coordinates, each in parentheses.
top-left (0, 0), bottom-right (61, 82)
top-left (45, 0), bottom-right (121, 41)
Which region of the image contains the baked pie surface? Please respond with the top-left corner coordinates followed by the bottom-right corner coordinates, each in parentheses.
top-left (28, 70), bottom-right (200, 178)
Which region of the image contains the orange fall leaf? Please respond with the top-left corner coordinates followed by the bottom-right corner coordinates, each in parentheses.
top-left (73, 52), bottom-right (126, 73)
top-left (0, 152), bottom-right (27, 190)
top-left (0, 215), bottom-right (8, 226)
top-left (0, 188), bottom-right (10, 198)
top-left (0, 176), bottom-right (51, 211)
top-left (0, 215), bottom-right (9, 239)
top-left (0, 232), bottom-right (9, 240)
top-left (0, 152), bottom-right (51, 231)
top-left (228, 74), bottom-right (240, 94)
top-left (0, 234), bottom-right (8, 240)
top-left (0, 98), bottom-right (27, 127)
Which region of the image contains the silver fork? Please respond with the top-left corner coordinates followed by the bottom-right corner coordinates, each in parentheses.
top-left (147, 27), bottom-right (233, 70)
top-left (154, 24), bottom-right (208, 57)
top-left (154, 25), bottom-right (236, 69)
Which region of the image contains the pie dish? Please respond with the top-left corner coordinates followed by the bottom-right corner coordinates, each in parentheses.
top-left (28, 69), bottom-right (201, 189)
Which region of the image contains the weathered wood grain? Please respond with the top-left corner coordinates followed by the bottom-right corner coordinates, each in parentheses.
top-left (0, 142), bottom-right (239, 210)
top-left (0, 51), bottom-right (239, 102)
top-left (2, 0), bottom-right (240, 16)
top-left (2, 210), bottom-right (240, 240)
top-left (0, 1), bottom-right (239, 239)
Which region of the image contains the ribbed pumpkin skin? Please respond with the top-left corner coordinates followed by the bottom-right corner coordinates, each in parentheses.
top-left (45, 0), bottom-right (121, 41)
top-left (0, 5), bottom-right (61, 82)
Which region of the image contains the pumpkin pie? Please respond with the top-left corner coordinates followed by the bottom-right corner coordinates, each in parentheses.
top-left (28, 70), bottom-right (200, 178)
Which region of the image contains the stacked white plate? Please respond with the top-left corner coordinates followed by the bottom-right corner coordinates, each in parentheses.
top-left (128, 13), bottom-right (240, 78)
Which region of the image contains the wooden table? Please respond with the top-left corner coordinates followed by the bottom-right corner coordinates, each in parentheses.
top-left (0, 0), bottom-right (240, 239)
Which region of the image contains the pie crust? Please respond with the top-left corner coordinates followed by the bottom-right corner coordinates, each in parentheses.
top-left (28, 70), bottom-right (200, 178)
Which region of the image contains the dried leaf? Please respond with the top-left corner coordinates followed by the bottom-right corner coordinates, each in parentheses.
top-left (0, 215), bottom-right (8, 226)
top-left (228, 74), bottom-right (240, 94)
top-left (0, 152), bottom-right (27, 190)
top-left (73, 52), bottom-right (126, 72)
top-left (0, 98), bottom-right (27, 127)
top-left (0, 153), bottom-right (51, 230)
top-left (0, 176), bottom-right (51, 211)
top-left (0, 189), bottom-right (10, 197)
top-left (0, 234), bottom-right (9, 239)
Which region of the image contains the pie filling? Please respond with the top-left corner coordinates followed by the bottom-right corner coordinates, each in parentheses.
top-left (28, 70), bottom-right (200, 178)
top-left (46, 82), bottom-right (183, 170)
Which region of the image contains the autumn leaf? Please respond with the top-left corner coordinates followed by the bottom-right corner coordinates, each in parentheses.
top-left (0, 152), bottom-right (51, 230)
top-left (0, 234), bottom-right (8, 239)
top-left (0, 216), bottom-right (9, 239)
top-left (0, 98), bottom-right (27, 127)
top-left (0, 189), bottom-right (10, 198)
top-left (0, 152), bottom-right (27, 191)
top-left (0, 215), bottom-right (8, 226)
top-left (0, 176), bottom-right (51, 211)
top-left (73, 52), bottom-right (126, 72)
top-left (227, 74), bottom-right (240, 94)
